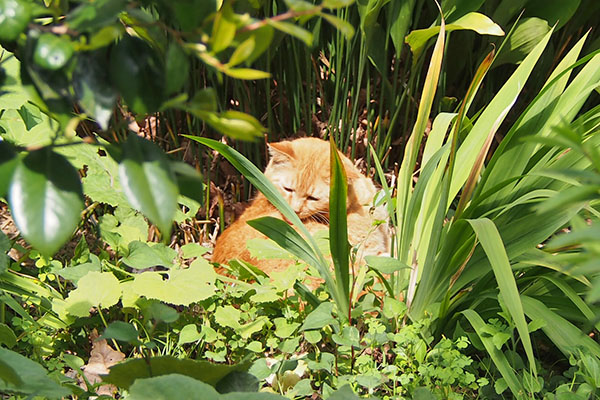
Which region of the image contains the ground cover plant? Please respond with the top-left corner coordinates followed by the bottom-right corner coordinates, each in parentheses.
top-left (0, 0), bottom-right (599, 398)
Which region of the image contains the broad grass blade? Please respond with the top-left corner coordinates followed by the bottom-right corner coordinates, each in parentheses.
top-left (467, 218), bottom-right (536, 375)
top-left (329, 138), bottom-right (350, 313)
top-left (522, 296), bottom-right (600, 359)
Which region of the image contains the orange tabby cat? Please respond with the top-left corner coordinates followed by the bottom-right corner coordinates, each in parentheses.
top-left (211, 137), bottom-right (389, 277)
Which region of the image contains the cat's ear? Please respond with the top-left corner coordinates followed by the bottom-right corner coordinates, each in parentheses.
top-left (268, 141), bottom-right (295, 164)
top-left (341, 156), bottom-right (361, 180)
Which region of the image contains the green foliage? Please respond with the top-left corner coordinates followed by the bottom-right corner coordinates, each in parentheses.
top-left (0, 0), bottom-right (599, 398)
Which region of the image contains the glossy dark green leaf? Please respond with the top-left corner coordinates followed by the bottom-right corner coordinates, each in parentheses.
top-left (215, 371), bottom-right (259, 394)
top-left (67, 0), bottom-right (127, 32)
top-left (119, 134), bottom-right (178, 237)
top-left (22, 32), bottom-right (74, 127)
top-left (171, 161), bottom-right (205, 203)
top-left (73, 51), bottom-right (117, 130)
top-left (33, 33), bottom-right (74, 70)
top-left (103, 356), bottom-right (251, 389)
top-left (165, 42), bottom-right (189, 95)
top-left (169, 0), bottom-right (217, 32)
top-left (0, 140), bottom-right (18, 197)
top-left (109, 36), bottom-right (164, 114)
top-left (0, 348), bottom-right (71, 398)
top-left (8, 149), bottom-right (84, 256)
top-left (101, 321), bottom-right (141, 344)
top-left (0, 0), bottom-right (31, 42)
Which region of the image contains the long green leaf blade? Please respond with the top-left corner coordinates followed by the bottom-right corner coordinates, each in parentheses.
top-left (467, 218), bottom-right (536, 375)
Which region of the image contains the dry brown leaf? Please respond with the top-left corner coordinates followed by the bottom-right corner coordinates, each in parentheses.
top-left (79, 329), bottom-right (125, 397)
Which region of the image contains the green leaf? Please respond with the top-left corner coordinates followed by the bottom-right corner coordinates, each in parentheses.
top-left (178, 324), bottom-right (203, 345)
top-left (266, 20), bottom-right (313, 46)
top-left (329, 138), bottom-right (350, 307)
top-left (101, 321), bottom-right (141, 344)
top-left (119, 134), bottom-right (178, 237)
top-left (405, 12), bottom-right (504, 59)
top-left (523, 0), bottom-right (580, 30)
top-left (188, 110), bottom-right (264, 141)
top-left (246, 217), bottom-right (321, 270)
top-left (0, 348), bottom-right (71, 398)
top-left (168, 0), bottom-right (217, 32)
top-left (328, 384), bottom-right (361, 399)
top-left (166, 42), bottom-right (190, 95)
top-left (299, 302), bottom-right (335, 331)
top-left (216, 371), bottom-right (259, 394)
top-left (109, 36), bottom-right (164, 114)
top-left (243, 26), bottom-right (275, 65)
top-left (67, 0), bottom-right (127, 32)
top-left (0, 0), bottom-right (31, 42)
top-left (321, 0), bottom-right (354, 9)
top-left (64, 271), bottom-right (121, 317)
top-left (494, 18), bottom-right (551, 66)
top-left (57, 259), bottom-right (102, 284)
top-left (73, 51), bottom-right (116, 130)
top-left (136, 298), bottom-right (180, 323)
top-left (463, 310), bottom-right (523, 397)
top-left (0, 323), bottom-right (17, 348)
top-left (103, 356), bottom-right (252, 389)
top-left (227, 36), bottom-right (257, 68)
top-left (320, 13), bottom-right (354, 39)
top-left (215, 305), bottom-right (242, 329)
top-left (33, 33), bottom-right (74, 70)
top-left (121, 241), bottom-right (176, 270)
top-left (365, 256), bottom-right (410, 274)
top-left (17, 103), bottom-right (42, 130)
top-left (522, 296), bottom-right (600, 359)
top-left (211, 2), bottom-right (236, 53)
top-left (128, 258), bottom-right (216, 306)
top-left (467, 218), bottom-right (536, 375)
top-left (171, 161), bottom-right (205, 203)
top-left (8, 148), bottom-right (84, 256)
top-left (223, 67), bottom-right (271, 80)
top-left (386, 0), bottom-right (416, 56)
top-left (247, 238), bottom-right (295, 260)
top-left (0, 141), bottom-right (18, 197)
top-left (180, 242), bottom-right (210, 259)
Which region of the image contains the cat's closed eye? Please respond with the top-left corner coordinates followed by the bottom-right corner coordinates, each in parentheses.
top-left (283, 186), bottom-right (294, 193)
top-left (307, 195), bottom-right (319, 201)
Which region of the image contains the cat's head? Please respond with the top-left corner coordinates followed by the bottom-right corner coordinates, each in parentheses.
top-left (264, 137), bottom-right (375, 220)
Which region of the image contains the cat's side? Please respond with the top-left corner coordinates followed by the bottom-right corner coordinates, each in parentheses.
top-left (211, 137), bottom-right (389, 276)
